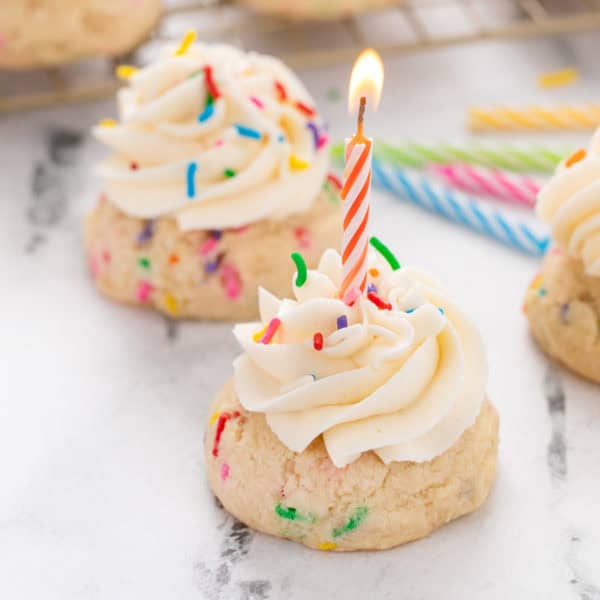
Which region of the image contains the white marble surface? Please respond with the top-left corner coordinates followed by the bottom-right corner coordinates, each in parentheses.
top-left (2, 31), bottom-right (600, 600)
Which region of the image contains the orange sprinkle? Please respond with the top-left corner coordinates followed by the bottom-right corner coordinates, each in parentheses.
top-left (168, 253), bottom-right (180, 265)
top-left (565, 148), bottom-right (586, 168)
top-left (369, 268), bottom-right (379, 277)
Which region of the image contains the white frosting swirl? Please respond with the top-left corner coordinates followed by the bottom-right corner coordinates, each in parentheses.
top-left (233, 249), bottom-right (487, 467)
top-left (537, 129), bottom-right (600, 276)
top-left (94, 43), bottom-right (329, 230)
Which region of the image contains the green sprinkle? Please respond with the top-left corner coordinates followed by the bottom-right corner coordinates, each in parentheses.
top-left (538, 288), bottom-right (547, 297)
top-left (275, 503), bottom-right (315, 522)
top-left (369, 237), bottom-right (400, 271)
top-left (206, 93), bottom-right (214, 106)
top-left (224, 168), bottom-right (236, 178)
top-left (332, 506), bottom-right (368, 538)
top-left (291, 252), bottom-right (307, 287)
top-left (138, 257), bottom-right (150, 269)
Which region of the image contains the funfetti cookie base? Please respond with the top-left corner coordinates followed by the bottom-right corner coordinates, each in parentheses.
top-left (205, 381), bottom-right (499, 552)
top-left (524, 249), bottom-right (600, 384)
top-left (85, 183), bottom-right (341, 321)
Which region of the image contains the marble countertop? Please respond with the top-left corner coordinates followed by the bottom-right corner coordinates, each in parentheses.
top-left (2, 30), bottom-right (600, 600)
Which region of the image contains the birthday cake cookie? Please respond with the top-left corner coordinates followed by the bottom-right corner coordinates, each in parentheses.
top-left (0, 0), bottom-right (161, 70)
top-left (524, 137), bottom-right (600, 383)
top-left (85, 39), bottom-right (341, 320)
top-left (239, 0), bottom-right (397, 20)
top-left (205, 243), bottom-right (499, 551)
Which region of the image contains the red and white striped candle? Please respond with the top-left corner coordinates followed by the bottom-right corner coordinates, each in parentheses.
top-left (340, 127), bottom-right (372, 303)
top-left (339, 49), bottom-right (383, 304)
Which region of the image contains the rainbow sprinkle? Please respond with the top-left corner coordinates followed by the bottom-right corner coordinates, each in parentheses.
top-left (253, 325), bottom-right (268, 342)
top-left (313, 332), bottom-right (323, 351)
top-left (337, 315), bottom-right (348, 329)
top-left (220, 264), bottom-right (241, 299)
top-left (137, 220), bottom-right (154, 243)
top-left (367, 292), bottom-right (392, 310)
top-left (136, 280), bottom-right (153, 303)
top-left (275, 503), bottom-right (315, 523)
top-left (306, 122), bottom-right (320, 149)
top-left (274, 80), bottom-right (287, 102)
top-left (250, 96), bottom-right (264, 109)
top-left (294, 101), bottom-right (316, 117)
top-left (99, 119), bottom-right (117, 128)
top-left (290, 252), bottom-right (307, 287)
top-left (164, 294), bottom-right (178, 316)
top-left (209, 411), bottom-right (220, 426)
top-left (234, 124), bottom-right (262, 140)
top-left (220, 463), bottom-right (230, 481)
top-left (186, 162), bottom-right (197, 198)
top-left (224, 168), bottom-right (236, 178)
top-left (212, 411), bottom-right (240, 457)
top-left (115, 65), bottom-right (138, 79)
top-left (199, 236), bottom-right (219, 256)
top-left (259, 318), bottom-right (281, 344)
top-left (289, 155), bottom-right (309, 170)
top-left (204, 66), bottom-right (221, 99)
top-left (174, 29), bottom-right (196, 56)
top-left (138, 257), bottom-right (150, 269)
top-left (332, 506), bottom-right (368, 538)
top-left (369, 237), bottom-right (401, 271)
top-left (318, 542), bottom-right (337, 551)
top-left (197, 104), bottom-right (214, 123)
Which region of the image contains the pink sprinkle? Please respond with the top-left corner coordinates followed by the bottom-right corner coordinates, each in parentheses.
top-left (250, 96), bottom-right (264, 109)
top-left (220, 463), bottom-right (230, 481)
top-left (136, 280), bottom-right (154, 303)
top-left (294, 226), bottom-right (311, 249)
top-left (89, 255), bottom-right (99, 278)
top-left (199, 236), bottom-right (219, 256)
top-left (221, 264), bottom-right (242, 300)
top-left (317, 133), bottom-right (329, 150)
top-left (259, 317), bottom-right (281, 344)
top-left (101, 249), bottom-right (111, 263)
top-left (214, 139), bottom-right (224, 147)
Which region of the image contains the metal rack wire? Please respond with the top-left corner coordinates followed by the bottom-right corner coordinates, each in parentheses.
top-left (2, 0), bottom-right (600, 113)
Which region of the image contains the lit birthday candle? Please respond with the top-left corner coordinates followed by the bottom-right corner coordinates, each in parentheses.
top-left (340, 49), bottom-right (384, 304)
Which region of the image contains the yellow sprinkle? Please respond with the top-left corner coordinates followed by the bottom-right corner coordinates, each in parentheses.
top-left (209, 411), bottom-right (220, 427)
top-left (115, 65), bottom-right (138, 80)
top-left (99, 119), bottom-right (117, 128)
top-left (252, 325), bottom-right (267, 342)
top-left (529, 273), bottom-right (543, 291)
top-left (175, 29), bottom-right (197, 56)
top-left (164, 294), bottom-right (178, 316)
top-left (318, 542), bottom-right (337, 551)
top-left (538, 68), bottom-right (579, 89)
top-left (289, 155), bottom-right (309, 170)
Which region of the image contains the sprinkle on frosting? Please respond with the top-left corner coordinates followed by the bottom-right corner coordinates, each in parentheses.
top-left (234, 124), bottom-right (262, 140)
top-left (259, 318), bottom-right (281, 344)
top-left (186, 162), bottom-right (197, 198)
top-left (99, 119), bottom-right (117, 128)
top-left (197, 103), bottom-right (214, 123)
top-left (291, 252), bottom-right (307, 287)
top-left (564, 148), bottom-right (586, 168)
top-left (369, 237), bottom-right (400, 271)
top-left (313, 332), bottom-right (324, 350)
top-left (289, 155), bottom-right (309, 170)
top-left (336, 315), bottom-right (348, 329)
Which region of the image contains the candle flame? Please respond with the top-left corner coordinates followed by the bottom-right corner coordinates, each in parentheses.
top-left (348, 48), bottom-right (384, 113)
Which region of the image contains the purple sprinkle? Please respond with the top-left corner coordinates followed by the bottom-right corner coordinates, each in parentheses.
top-left (211, 230), bottom-right (223, 240)
top-left (306, 122), bottom-right (320, 150)
top-left (137, 220), bottom-right (154, 243)
top-left (205, 260), bottom-right (219, 273)
top-left (367, 283), bottom-right (377, 293)
top-left (337, 315), bottom-right (348, 329)
top-left (560, 303), bottom-right (569, 324)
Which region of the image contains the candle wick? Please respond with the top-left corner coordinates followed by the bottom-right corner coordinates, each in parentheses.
top-left (357, 96), bottom-right (366, 138)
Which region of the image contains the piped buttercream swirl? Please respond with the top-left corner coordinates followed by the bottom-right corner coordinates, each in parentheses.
top-left (94, 43), bottom-right (329, 230)
top-left (233, 249), bottom-right (487, 467)
top-left (537, 130), bottom-right (600, 276)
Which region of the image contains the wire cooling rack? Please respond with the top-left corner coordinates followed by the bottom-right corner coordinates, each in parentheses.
top-left (2, 0), bottom-right (600, 113)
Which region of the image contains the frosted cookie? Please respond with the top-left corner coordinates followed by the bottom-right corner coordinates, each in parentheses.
top-left (524, 137), bottom-right (600, 382)
top-left (85, 39), bottom-right (341, 320)
top-left (0, 0), bottom-right (161, 70)
top-left (239, 0), bottom-right (397, 20)
top-left (205, 245), bottom-right (499, 551)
